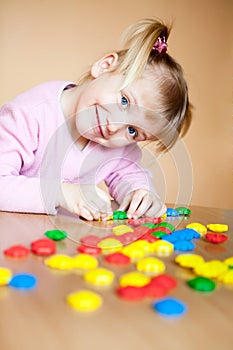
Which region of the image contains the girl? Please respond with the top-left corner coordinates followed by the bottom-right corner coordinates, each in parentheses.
top-left (0, 18), bottom-right (192, 221)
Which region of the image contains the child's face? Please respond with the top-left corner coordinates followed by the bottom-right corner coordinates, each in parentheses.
top-left (75, 70), bottom-right (164, 148)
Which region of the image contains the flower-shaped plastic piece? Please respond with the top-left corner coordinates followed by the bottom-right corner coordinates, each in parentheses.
top-left (206, 224), bottom-right (228, 233)
top-left (84, 268), bottom-right (115, 286)
top-left (175, 254), bottom-right (205, 268)
top-left (67, 290), bottom-right (103, 311)
top-left (136, 257), bottom-right (165, 274)
top-left (186, 222), bottom-right (207, 235)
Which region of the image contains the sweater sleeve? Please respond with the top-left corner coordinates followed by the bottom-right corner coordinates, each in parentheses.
top-left (0, 104), bottom-right (57, 214)
top-left (104, 143), bottom-right (159, 204)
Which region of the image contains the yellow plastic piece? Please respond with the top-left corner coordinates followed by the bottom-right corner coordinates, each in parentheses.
top-left (206, 224), bottom-right (228, 233)
top-left (186, 222), bottom-right (207, 235)
top-left (121, 244), bottom-right (146, 259)
top-left (112, 225), bottom-right (134, 236)
top-left (136, 257), bottom-right (165, 274)
top-left (161, 213), bottom-right (167, 220)
top-left (0, 267), bottom-right (12, 285)
top-left (98, 215), bottom-right (113, 222)
top-left (175, 254), bottom-right (205, 268)
top-left (193, 260), bottom-right (228, 278)
top-left (224, 257), bottom-right (233, 267)
top-left (97, 238), bottom-right (122, 254)
top-left (151, 240), bottom-right (174, 255)
top-left (84, 268), bottom-right (114, 286)
top-left (217, 270), bottom-right (233, 284)
top-left (67, 290), bottom-right (103, 311)
top-left (129, 240), bottom-right (153, 253)
top-left (72, 254), bottom-right (98, 270)
top-left (44, 254), bottom-right (74, 270)
top-left (119, 271), bottom-right (150, 287)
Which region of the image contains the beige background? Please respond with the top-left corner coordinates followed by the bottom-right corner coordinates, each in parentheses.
top-left (0, 0), bottom-right (232, 209)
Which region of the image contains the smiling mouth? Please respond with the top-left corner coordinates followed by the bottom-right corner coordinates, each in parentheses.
top-left (96, 106), bottom-right (105, 138)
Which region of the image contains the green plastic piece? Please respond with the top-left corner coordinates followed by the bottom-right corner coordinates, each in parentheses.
top-left (156, 222), bottom-right (175, 232)
top-left (113, 211), bottom-right (127, 220)
top-left (44, 230), bottom-right (67, 241)
top-left (175, 207), bottom-right (191, 215)
top-left (141, 222), bottom-right (157, 228)
top-left (150, 230), bottom-right (166, 238)
top-left (187, 277), bottom-right (216, 292)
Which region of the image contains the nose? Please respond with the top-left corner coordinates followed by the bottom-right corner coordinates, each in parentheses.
top-left (106, 122), bottom-right (124, 136)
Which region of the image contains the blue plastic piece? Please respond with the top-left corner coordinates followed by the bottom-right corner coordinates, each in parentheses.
top-left (153, 297), bottom-right (187, 317)
top-left (174, 240), bottom-right (196, 251)
top-left (166, 208), bottom-right (179, 217)
top-left (162, 234), bottom-right (178, 243)
top-left (9, 273), bottom-right (37, 290)
top-left (172, 228), bottom-right (200, 241)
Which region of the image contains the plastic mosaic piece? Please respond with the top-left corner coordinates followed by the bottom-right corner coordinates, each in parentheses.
top-left (175, 207), bottom-right (191, 215)
top-left (97, 238), bottom-right (122, 254)
top-left (205, 233), bottom-right (228, 244)
top-left (224, 257), bottom-right (233, 268)
top-left (119, 272), bottom-right (150, 288)
top-left (31, 238), bottom-right (56, 256)
top-left (174, 240), bottom-right (196, 251)
top-left (44, 254), bottom-right (74, 270)
top-left (4, 245), bottom-right (30, 258)
top-left (113, 211), bottom-right (128, 220)
top-left (84, 268), bottom-right (115, 286)
top-left (187, 277), bottom-right (216, 292)
top-left (116, 285), bottom-right (146, 301)
top-left (0, 267), bottom-right (12, 285)
top-left (72, 254), bottom-right (98, 270)
top-left (80, 235), bottom-right (101, 248)
top-left (112, 225), bottom-right (134, 236)
top-left (77, 245), bottom-right (101, 256)
top-left (217, 270), bottom-right (233, 284)
top-left (186, 223), bottom-right (207, 235)
top-left (9, 273), bottom-right (37, 290)
top-left (193, 260), bottom-right (228, 278)
top-left (136, 257), bottom-right (165, 274)
top-left (151, 240), bottom-right (174, 255)
top-left (172, 228), bottom-right (201, 240)
top-left (104, 252), bottom-right (131, 265)
top-left (67, 290), bottom-right (102, 311)
top-left (153, 297), bottom-right (187, 317)
top-left (166, 208), bottom-right (179, 217)
top-left (206, 224), bottom-right (228, 233)
top-left (44, 229), bottom-right (67, 241)
top-left (175, 254), bottom-right (205, 268)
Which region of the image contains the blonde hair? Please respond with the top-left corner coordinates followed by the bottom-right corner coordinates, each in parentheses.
top-left (80, 18), bottom-right (192, 152)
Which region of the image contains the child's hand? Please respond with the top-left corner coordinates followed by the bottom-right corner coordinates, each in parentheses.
top-left (57, 183), bottom-right (112, 221)
top-left (117, 189), bottom-right (166, 219)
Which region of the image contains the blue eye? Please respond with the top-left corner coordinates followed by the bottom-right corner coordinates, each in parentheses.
top-left (121, 95), bottom-right (128, 108)
top-left (128, 126), bottom-right (137, 137)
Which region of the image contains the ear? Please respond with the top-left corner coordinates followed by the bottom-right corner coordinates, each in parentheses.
top-left (91, 53), bottom-right (119, 78)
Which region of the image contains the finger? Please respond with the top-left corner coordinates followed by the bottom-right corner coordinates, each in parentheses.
top-left (145, 202), bottom-right (167, 218)
top-left (132, 193), bottom-right (153, 218)
top-left (77, 206), bottom-right (95, 221)
top-left (127, 191), bottom-right (146, 219)
top-left (117, 193), bottom-right (131, 212)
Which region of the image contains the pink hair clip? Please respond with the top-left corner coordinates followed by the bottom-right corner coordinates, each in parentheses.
top-left (152, 36), bottom-right (168, 54)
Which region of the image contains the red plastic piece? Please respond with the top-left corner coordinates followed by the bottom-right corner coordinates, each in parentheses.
top-left (116, 286), bottom-right (146, 301)
top-left (4, 244), bottom-right (30, 258)
top-left (80, 235), bottom-right (101, 247)
top-left (205, 233), bottom-right (228, 244)
top-left (77, 244), bottom-right (101, 256)
top-left (127, 217), bottom-right (162, 226)
top-left (151, 226), bottom-right (172, 234)
top-left (104, 252), bottom-right (131, 265)
top-left (142, 283), bottom-right (168, 297)
top-left (150, 274), bottom-right (178, 291)
top-left (31, 238), bottom-right (56, 256)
